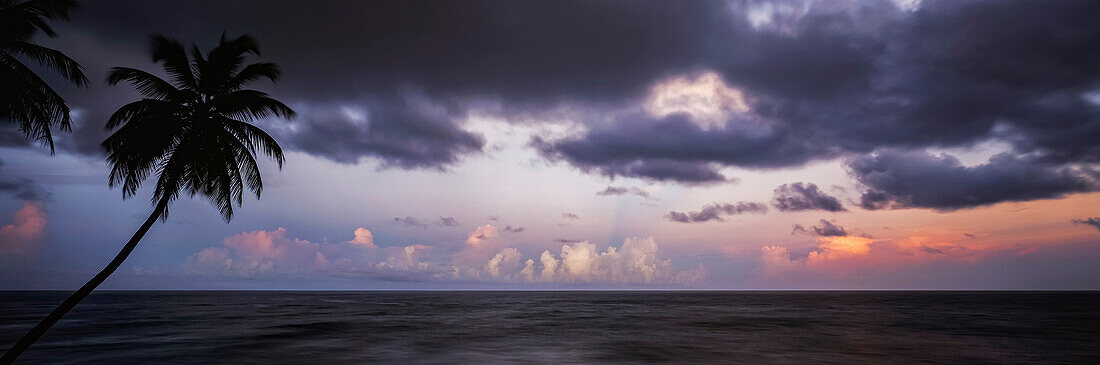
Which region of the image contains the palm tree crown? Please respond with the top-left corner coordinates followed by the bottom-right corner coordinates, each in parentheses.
top-left (0, 0), bottom-right (87, 152)
top-left (104, 33), bottom-right (293, 221)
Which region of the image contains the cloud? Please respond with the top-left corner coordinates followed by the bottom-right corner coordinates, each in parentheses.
top-left (792, 219), bottom-right (848, 237)
top-left (848, 150), bottom-right (1096, 211)
top-left (13, 0), bottom-right (1099, 202)
top-left (1072, 217), bottom-right (1100, 232)
top-left (533, 237), bottom-right (701, 284)
top-left (503, 225), bottom-right (526, 234)
top-left (393, 216), bottom-right (429, 228)
top-left (187, 226), bottom-right (703, 285)
top-left (437, 217), bottom-right (461, 227)
top-left (754, 230), bottom-right (1033, 282)
top-left (561, 212), bottom-right (580, 220)
top-left (350, 227), bottom-right (376, 248)
top-left (595, 185), bottom-right (654, 199)
top-left (666, 202), bottom-right (768, 223)
top-left (269, 97), bottom-right (484, 170)
top-left (772, 182), bottom-right (846, 212)
top-left (531, 0), bottom-right (1100, 191)
top-left (485, 247), bottom-right (522, 278)
top-left (0, 201), bottom-right (47, 254)
top-left (465, 225), bottom-right (499, 245)
top-left (392, 216), bottom-right (463, 228)
top-left (757, 235), bottom-right (876, 278)
top-left (0, 160), bottom-right (47, 201)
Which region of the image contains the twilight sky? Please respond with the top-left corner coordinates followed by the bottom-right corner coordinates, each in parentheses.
top-left (2, 0), bottom-right (1099, 289)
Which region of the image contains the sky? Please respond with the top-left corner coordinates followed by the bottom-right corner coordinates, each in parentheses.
top-left (1, 0), bottom-right (1099, 289)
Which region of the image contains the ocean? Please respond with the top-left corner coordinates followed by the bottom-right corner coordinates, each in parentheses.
top-left (1, 291), bottom-right (1097, 364)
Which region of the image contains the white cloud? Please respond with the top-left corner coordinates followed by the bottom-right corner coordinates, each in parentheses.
top-left (644, 71), bottom-right (750, 129)
top-left (529, 237), bottom-right (697, 284)
top-left (485, 247), bottom-right (522, 277)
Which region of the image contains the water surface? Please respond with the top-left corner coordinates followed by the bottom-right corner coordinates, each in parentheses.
top-left (1, 291), bottom-right (1097, 363)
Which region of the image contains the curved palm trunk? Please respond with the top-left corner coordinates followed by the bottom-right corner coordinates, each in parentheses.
top-left (1, 197), bottom-right (170, 363)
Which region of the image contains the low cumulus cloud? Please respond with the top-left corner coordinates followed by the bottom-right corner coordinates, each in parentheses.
top-left (756, 232), bottom-right (1006, 282)
top-left (0, 202), bottom-right (47, 255)
top-left (187, 225), bottom-right (704, 284)
top-left (848, 150), bottom-right (1097, 211)
top-left (1072, 217), bottom-right (1100, 232)
top-left (772, 182), bottom-right (846, 212)
top-left (792, 219), bottom-right (848, 237)
top-left (666, 202), bottom-right (768, 223)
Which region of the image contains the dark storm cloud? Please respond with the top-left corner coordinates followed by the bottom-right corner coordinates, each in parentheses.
top-left (792, 219), bottom-right (848, 237)
top-left (28, 0), bottom-right (726, 168)
top-left (0, 160), bottom-right (47, 201)
top-left (533, 112), bottom-right (826, 183)
top-left (274, 98), bottom-right (484, 169)
top-left (12, 0), bottom-right (1100, 195)
top-left (666, 202), bottom-right (767, 223)
top-left (848, 150), bottom-right (1097, 211)
top-left (772, 182), bottom-right (846, 212)
top-left (535, 0), bottom-right (1100, 191)
top-left (1071, 218), bottom-right (1100, 232)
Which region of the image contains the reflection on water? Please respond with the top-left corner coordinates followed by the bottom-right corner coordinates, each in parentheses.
top-left (1, 291), bottom-right (1098, 364)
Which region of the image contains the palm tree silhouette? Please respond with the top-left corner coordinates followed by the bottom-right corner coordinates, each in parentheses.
top-left (0, 0), bottom-right (87, 152)
top-left (1, 33), bottom-right (293, 362)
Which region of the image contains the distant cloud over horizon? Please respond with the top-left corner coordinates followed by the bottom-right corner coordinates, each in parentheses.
top-left (595, 186), bottom-right (655, 200)
top-left (773, 183), bottom-right (846, 212)
top-left (792, 220), bottom-right (848, 237)
top-left (1072, 217), bottom-right (1100, 232)
top-left (186, 226), bottom-right (704, 285)
top-left (667, 202), bottom-right (768, 223)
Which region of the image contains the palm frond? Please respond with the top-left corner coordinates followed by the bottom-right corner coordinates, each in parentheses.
top-left (5, 41), bottom-right (87, 86)
top-left (150, 34), bottom-right (197, 90)
top-left (107, 68), bottom-right (181, 100)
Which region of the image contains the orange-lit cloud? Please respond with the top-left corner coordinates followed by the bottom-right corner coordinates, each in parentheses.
top-left (350, 227), bottom-right (377, 248)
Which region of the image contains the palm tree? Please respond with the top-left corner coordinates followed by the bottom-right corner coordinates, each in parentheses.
top-left (1, 33), bottom-right (294, 362)
top-left (0, 0), bottom-right (87, 152)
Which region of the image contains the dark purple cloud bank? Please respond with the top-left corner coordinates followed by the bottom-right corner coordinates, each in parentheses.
top-left (848, 151), bottom-right (1096, 211)
top-left (6, 0), bottom-right (1099, 209)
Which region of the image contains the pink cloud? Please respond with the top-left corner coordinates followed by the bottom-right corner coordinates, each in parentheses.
top-left (0, 201), bottom-right (47, 255)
